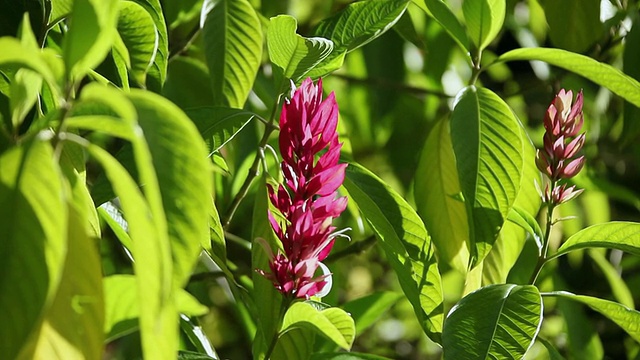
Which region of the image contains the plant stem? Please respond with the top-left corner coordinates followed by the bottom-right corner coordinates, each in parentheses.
top-left (529, 187), bottom-right (557, 285)
top-left (263, 296), bottom-right (291, 360)
top-left (222, 95), bottom-right (282, 229)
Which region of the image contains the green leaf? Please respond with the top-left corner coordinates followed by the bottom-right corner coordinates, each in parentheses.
top-left (85, 144), bottom-right (177, 359)
top-left (9, 68), bottom-right (42, 129)
top-left (31, 200), bottom-right (104, 359)
top-left (546, 291), bottom-right (640, 343)
top-left (415, 118), bottom-right (470, 273)
top-left (557, 297), bottom-right (603, 360)
top-left (104, 275), bottom-right (207, 342)
top-left (343, 162), bottom-right (444, 343)
top-left (267, 15), bottom-right (334, 84)
top-left (411, 0), bottom-right (469, 52)
top-left (208, 197), bottom-right (225, 258)
top-left (442, 284), bottom-right (543, 360)
top-left (127, 89), bottom-right (212, 289)
top-left (450, 86), bottom-right (524, 267)
top-left (63, 0), bottom-right (119, 80)
top-left (163, 57), bottom-right (213, 109)
top-left (495, 48), bottom-right (640, 108)
top-left (462, 0), bottom-right (505, 51)
top-left (281, 302), bottom-right (354, 351)
top-left (201, 0), bottom-right (263, 108)
top-left (311, 353), bottom-right (394, 360)
top-left (554, 222), bottom-right (640, 258)
top-left (507, 205), bottom-right (543, 253)
top-left (0, 37), bottom-right (56, 86)
top-left (271, 328), bottom-right (314, 360)
top-left (537, 337), bottom-right (566, 360)
top-left (128, 0), bottom-right (169, 91)
top-left (51, 0), bottom-right (73, 22)
top-left (309, 0), bottom-right (409, 78)
top-left (538, 0), bottom-right (602, 53)
top-left (184, 106), bottom-right (255, 154)
top-left (0, 139), bottom-right (67, 359)
top-left (483, 133), bottom-right (541, 284)
top-left (342, 292), bottom-right (402, 335)
top-left (588, 250), bottom-right (634, 309)
top-left (116, 1), bottom-right (158, 86)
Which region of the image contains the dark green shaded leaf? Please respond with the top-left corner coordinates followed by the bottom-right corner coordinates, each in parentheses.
top-left (343, 162), bottom-right (444, 343)
top-left (202, 0), bottom-right (263, 108)
top-left (548, 292), bottom-right (640, 343)
top-left (442, 284), bottom-right (542, 360)
top-left (163, 57), bottom-right (213, 109)
top-left (0, 139), bottom-right (66, 359)
top-left (116, 1), bottom-right (157, 86)
top-left (539, 0), bottom-right (602, 53)
top-left (184, 106), bottom-right (255, 154)
top-left (129, 0), bottom-right (168, 90)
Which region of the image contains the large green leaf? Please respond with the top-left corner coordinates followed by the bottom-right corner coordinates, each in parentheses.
top-left (116, 1), bottom-right (158, 86)
top-left (85, 144), bottom-right (177, 359)
top-left (553, 222), bottom-right (640, 258)
top-left (450, 86), bottom-right (524, 267)
top-left (201, 0), bottom-right (263, 108)
top-left (415, 118), bottom-right (470, 273)
top-left (462, 0), bottom-right (505, 52)
top-left (483, 129), bottom-right (542, 284)
top-left (63, 0), bottom-right (119, 80)
top-left (496, 48), bottom-right (640, 108)
top-left (31, 200), bottom-right (104, 359)
top-left (104, 275), bottom-right (208, 342)
top-left (127, 89), bottom-right (212, 289)
top-left (308, 0), bottom-right (409, 78)
top-left (343, 162), bottom-right (444, 343)
top-left (589, 250), bottom-right (634, 308)
top-left (183, 106), bottom-right (255, 154)
top-left (281, 302), bottom-right (355, 351)
top-left (268, 15), bottom-right (334, 84)
top-left (412, 0), bottom-right (469, 52)
top-left (442, 284), bottom-right (543, 360)
top-left (129, 0), bottom-right (169, 91)
top-left (163, 57), bottom-right (213, 109)
top-left (0, 139), bottom-right (67, 359)
top-left (545, 291), bottom-right (640, 343)
top-left (538, 0), bottom-right (602, 53)
top-left (50, 0), bottom-right (73, 23)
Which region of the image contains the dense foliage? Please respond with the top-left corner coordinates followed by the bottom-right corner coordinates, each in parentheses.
top-left (1, 0), bottom-right (640, 359)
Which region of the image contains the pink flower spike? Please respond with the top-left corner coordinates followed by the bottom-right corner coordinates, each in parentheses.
top-left (258, 77), bottom-right (348, 299)
top-left (560, 156), bottom-right (585, 179)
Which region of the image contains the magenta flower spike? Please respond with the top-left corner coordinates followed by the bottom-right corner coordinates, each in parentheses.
top-left (536, 89), bottom-right (586, 204)
top-left (258, 78), bottom-right (348, 299)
